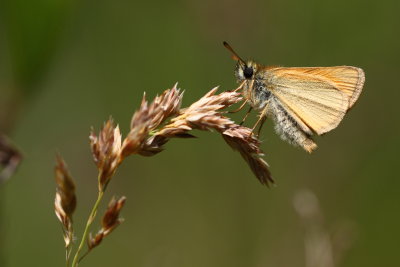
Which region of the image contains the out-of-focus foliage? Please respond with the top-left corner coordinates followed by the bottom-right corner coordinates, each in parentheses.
top-left (1, 0), bottom-right (399, 266)
top-left (1, 0), bottom-right (74, 93)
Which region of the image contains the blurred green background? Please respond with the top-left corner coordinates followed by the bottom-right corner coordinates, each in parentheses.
top-left (1, 0), bottom-right (399, 266)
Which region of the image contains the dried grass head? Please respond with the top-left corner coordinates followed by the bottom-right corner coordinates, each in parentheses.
top-left (88, 196), bottom-right (126, 250)
top-left (91, 84), bottom-right (274, 189)
top-left (54, 155), bottom-right (77, 247)
top-left (0, 134), bottom-right (22, 183)
top-left (136, 85), bottom-right (274, 185)
top-left (90, 119), bottom-right (122, 190)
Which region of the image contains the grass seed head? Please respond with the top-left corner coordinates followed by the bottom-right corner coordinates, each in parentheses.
top-left (54, 155), bottom-right (77, 247)
top-left (90, 118), bottom-right (122, 189)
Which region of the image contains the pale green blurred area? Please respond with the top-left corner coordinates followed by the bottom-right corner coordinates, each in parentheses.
top-left (1, 0), bottom-right (399, 266)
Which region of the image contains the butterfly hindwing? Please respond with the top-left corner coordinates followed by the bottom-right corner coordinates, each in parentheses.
top-left (268, 67), bottom-right (350, 135)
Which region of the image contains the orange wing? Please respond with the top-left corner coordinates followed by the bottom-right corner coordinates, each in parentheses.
top-left (273, 66), bottom-right (365, 108)
top-left (267, 67), bottom-right (354, 135)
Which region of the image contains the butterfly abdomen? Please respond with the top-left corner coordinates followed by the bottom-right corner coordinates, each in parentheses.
top-left (270, 99), bottom-right (317, 153)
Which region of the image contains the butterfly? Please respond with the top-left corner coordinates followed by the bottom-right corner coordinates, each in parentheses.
top-left (224, 42), bottom-right (365, 152)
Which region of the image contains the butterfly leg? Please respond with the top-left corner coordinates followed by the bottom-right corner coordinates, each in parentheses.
top-left (251, 104), bottom-right (269, 136)
top-left (256, 116), bottom-right (267, 137)
top-left (240, 106), bottom-right (253, 125)
top-left (228, 100), bottom-right (248, 114)
top-left (232, 81), bottom-right (246, 92)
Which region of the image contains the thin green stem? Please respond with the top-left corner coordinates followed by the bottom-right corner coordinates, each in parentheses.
top-left (78, 250), bottom-right (90, 263)
top-left (66, 248), bottom-right (69, 267)
top-left (71, 189), bottom-right (104, 267)
top-left (66, 226), bottom-right (74, 267)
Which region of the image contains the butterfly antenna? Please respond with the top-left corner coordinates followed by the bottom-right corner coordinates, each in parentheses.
top-left (223, 41), bottom-right (246, 65)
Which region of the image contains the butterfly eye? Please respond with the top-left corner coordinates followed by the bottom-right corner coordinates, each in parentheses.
top-left (243, 67), bottom-right (253, 79)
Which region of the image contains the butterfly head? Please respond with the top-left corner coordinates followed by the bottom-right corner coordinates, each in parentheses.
top-left (223, 42), bottom-right (258, 81)
top-left (235, 60), bottom-right (258, 81)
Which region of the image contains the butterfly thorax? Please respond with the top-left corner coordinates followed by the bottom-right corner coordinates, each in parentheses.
top-left (235, 60), bottom-right (273, 111)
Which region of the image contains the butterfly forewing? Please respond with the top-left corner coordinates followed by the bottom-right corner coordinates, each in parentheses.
top-left (275, 67), bottom-right (364, 108)
top-left (268, 67), bottom-right (350, 135)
